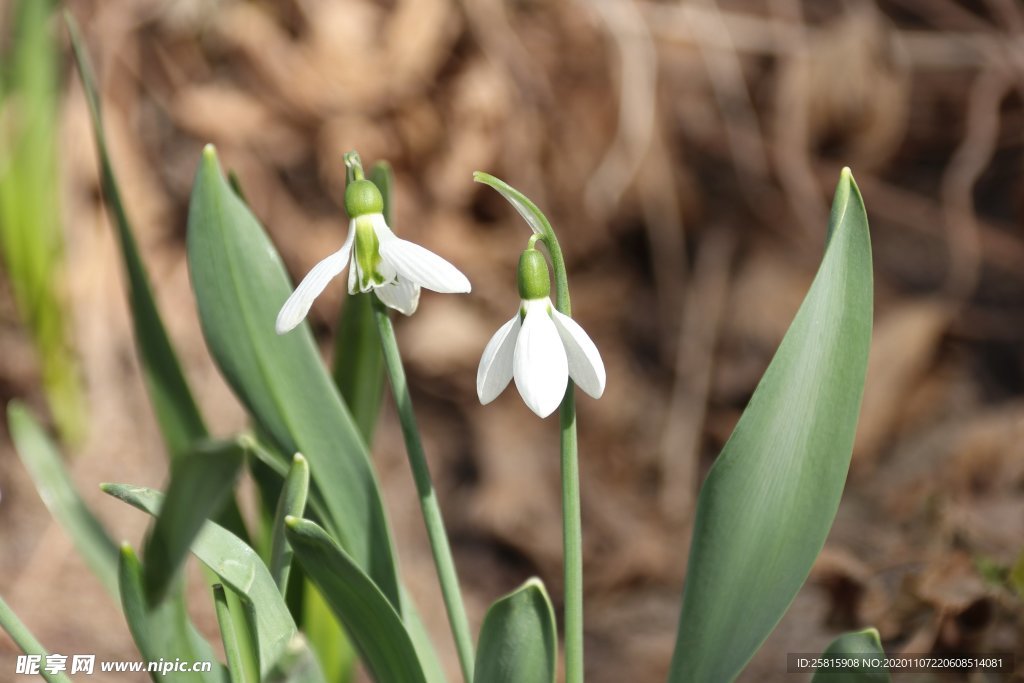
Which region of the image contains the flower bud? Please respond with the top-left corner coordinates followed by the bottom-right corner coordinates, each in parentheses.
top-left (517, 247), bottom-right (551, 300)
top-left (344, 179), bottom-right (384, 218)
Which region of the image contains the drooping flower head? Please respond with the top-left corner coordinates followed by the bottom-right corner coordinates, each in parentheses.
top-left (276, 169), bottom-right (470, 334)
top-left (477, 236), bottom-right (605, 418)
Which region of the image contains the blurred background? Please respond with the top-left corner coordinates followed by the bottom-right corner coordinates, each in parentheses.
top-left (0, 0), bottom-right (1023, 681)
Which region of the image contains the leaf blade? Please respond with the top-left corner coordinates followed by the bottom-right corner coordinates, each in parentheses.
top-left (474, 579), bottom-right (557, 683)
top-left (66, 13), bottom-right (207, 459)
top-left (7, 401), bottom-right (118, 596)
top-left (143, 439), bottom-right (245, 604)
top-left (0, 594), bottom-right (73, 683)
top-left (668, 169), bottom-right (873, 683)
top-left (185, 145), bottom-right (400, 607)
top-left (285, 517), bottom-right (428, 683)
top-left (118, 544), bottom-right (226, 683)
top-left (104, 483), bottom-right (296, 678)
top-left (811, 628), bottom-right (891, 683)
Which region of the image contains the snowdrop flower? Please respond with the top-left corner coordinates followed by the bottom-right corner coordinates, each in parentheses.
top-left (276, 178), bottom-right (470, 333)
top-left (477, 240), bottom-right (605, 418)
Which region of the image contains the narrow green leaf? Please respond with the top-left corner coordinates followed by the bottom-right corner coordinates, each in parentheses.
top-left (7, 401), bottom-right (118, 596)
top-left (370, 161), bottom-right (394, 225)
top-left (301, 584), bottom-right (355, 683)
top-left (104, 484), bottom-right (296, 678)
top-left (143, 439), bottom-right (245, 604)
top-left (214, 584), bottom-right (259, 683)
top-left (811, 628), bottom-right (891, 683)
top-left (270, 453), bottom-right (310, 593)
top-left (118, 544), bottom-right (226, 683)
top-left (0, 594), bottom-right (73, 683)
top-left (332, 292), bottom-right (385, 443)
top-left (0, 0), bottom-right (84, 442)
top-left (474, 579), bottom-right (557, 683)
top-left (66, 13), bottom-right (206, 459)
top-left (185, 145), bottom-right (400, 607)
top-left (285, 517), bottom-right (427, 683)
top-left (263, 634), bottom-right (328, 683)
top-left (668, 169), bottom-right (873, 683)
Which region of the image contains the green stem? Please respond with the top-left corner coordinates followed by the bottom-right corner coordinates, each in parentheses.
top-left (541, 232), bottom-right (584, 683)
top-left (559, 388), bottom-right (583, 683)
top-left (473, 172), bottom-right (584, 682)
top-left (498, 179), bottom-right (583, 683)
top-left (372, 297), bottom-right (476, 683)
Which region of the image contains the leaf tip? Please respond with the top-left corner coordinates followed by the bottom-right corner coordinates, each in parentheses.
top-left (291, 452), bottom-right (306, 466)
top-left (283, 515), bottom-right (300, 528)
top-left (202, 143), bottom-right (219, 164)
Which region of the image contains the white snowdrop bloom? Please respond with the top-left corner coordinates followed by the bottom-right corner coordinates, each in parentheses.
top-left (477, 246), bottom-right (605, 418)
top-left (276, 179), bottom-right (470, 333)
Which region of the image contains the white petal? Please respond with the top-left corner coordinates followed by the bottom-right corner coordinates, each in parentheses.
top-left (374, 279), bottom-right (421, 316)
top-left (514, 299), bottom-right (568, 418)
top-left (276, 232), bottom-right (354, 334)
top-left (373, 216), bottom-right (471, 294)
top-left (477, 314), bottom-right (520, 404)
top-left (551, 310), bottom-right (606, 399)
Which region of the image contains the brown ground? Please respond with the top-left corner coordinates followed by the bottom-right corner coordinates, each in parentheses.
top-left (1, 0), bottom-right (1023, 681)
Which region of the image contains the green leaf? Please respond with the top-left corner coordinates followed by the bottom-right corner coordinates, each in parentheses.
top-left (668, 169), bottom-right (873, 683)
top-left (185, 145), bottom-right (400, 607)
top-left (143, 439), bottom-right (245, 604)
top-left (118, 544), bottom-right (226, 683)
top-left (474, 578), bottom-right (557, 683)
top-left (812, 628), bottom-right (891, 683)
top-left (0, 0), bottom-right (84, 442)
top-left (104, 483), bottom-right (296, 678)
top-left (214, 584), bottom-right (259, 683)
top-left (263, 633), bottom-right (328, 683)
top-left (270, 453), bottom-right (310, 593)
top-left (0, 594), bottom-right (73, 683)
top-left (332, 292), bottom-right (385, 444)
top-left (285, 517), bottom-right (427, 683)
top-left (302, 583), bottom-right (355, 683)
top-left (7, 401), bottom-right (118, 596)
top-left (66, 14), bottom-right (207, 459)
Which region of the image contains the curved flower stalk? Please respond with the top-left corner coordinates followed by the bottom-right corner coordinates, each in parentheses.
top-left (473, 172), bottom-right (600, 683)
top-left (276, 172), bottom-right (470, 333)
top-left (478, 238), bottom-right (605, 418)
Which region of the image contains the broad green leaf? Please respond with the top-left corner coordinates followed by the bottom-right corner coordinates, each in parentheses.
top-left (264, 634), bottom-right (329, 683)
top-left (474, 579), bottom-right (557, 683)
top-left (66, 14), bottom-right (206, 459)
top-left (214, 584), bottom-right (259, 683)
top-left (331, 160), bottom-right (391, 443)
top-left (811, 628), bottom-right (891, 683)
top-left (668, 169), bottom-right (873, 683)
top-left (104, 483), bottom-right (296, 678)
top-left (185, 145), bottom-right (399, 607)
top-left (332, 292), bottom-right (384, 443)
top-left (302, 583), bottom-right (355, 683)
top-left (0, 594), bottom-right (73, 683)
top-left (270, 453), bottom-right (310, 593)
top-left (143, 439), bottom-right (245, 604)
top-left (118, 545), bottom-right (226, 683)
top-left (0, 0), bottom-right (84, 442)
top-left (285, 517), bottom-right (427, 683)
top-left (8, 401), bottom-right (118, 596)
